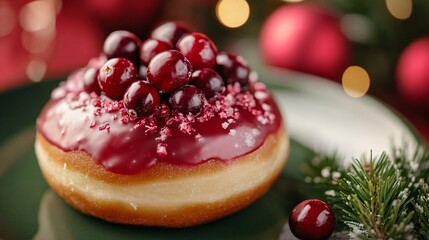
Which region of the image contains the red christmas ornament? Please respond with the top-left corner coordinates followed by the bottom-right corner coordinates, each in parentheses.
top-left (396, 37), bottom-right (429, 111)
top-left (260, 3), bottom-right (351, 81)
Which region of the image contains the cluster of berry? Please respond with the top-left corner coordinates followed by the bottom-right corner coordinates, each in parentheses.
top-left (81, 22), bottom-right (251, 119)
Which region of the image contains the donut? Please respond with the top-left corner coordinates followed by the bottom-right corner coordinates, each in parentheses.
top-left (35, 23), bottom-right (289, 227)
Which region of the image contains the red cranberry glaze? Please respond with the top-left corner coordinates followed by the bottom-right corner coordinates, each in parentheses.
top-left (37, 81), bottom-right (281, 174)
top-left (83, 67), bottom-right (101, 94)
top-left (176, 33), bottom-right (217, 69)
top-left (151, 21), bottom-right (191, 47)
top-left (215, 52), bottom-right (250, 87)
top-left (103, 30), bottom-right (142, 67)
top-left (191, 68), bottom-right (224, 98)
top-left (289, 199), bottom-right (335, 240)
top-left (140, 38), bottom-right (171, 66)
top-left (147, 50), bottom-right (192, 93)
top-left (37, 24), bottom-right (283, 175)
top-left (169, 85), bottom-right (205, 115)
top-left (124, 81), bottom-right (160, 118)
top-left (98, 58), bottom-right (138, 100)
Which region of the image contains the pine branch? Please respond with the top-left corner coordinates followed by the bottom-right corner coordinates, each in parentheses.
top-left (337, 153), bottom-right (414, 239)
top-left (414, 181), bottom-right (429, 238)
top-left (303, 146), bottom-right (429, 239)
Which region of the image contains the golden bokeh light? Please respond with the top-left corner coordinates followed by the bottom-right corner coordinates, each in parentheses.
top-left (216, 0), bottom-right (250, 28)
top-left (342, 66), bottom-right (371, 98)
top-left (386, 0), bottom-right (412, 20)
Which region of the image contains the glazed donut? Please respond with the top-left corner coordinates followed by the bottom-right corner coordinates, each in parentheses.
top-left (35, 23), bottom-right (289, 227)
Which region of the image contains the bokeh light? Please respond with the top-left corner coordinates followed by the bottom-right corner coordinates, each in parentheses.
top-left (19, 0), bottom-right (56, 32)
top-left (386, 0), bottom-right (412, 20)
top-left (342, 66), bottom-right (370, 98)
top-left (0, 1), bottom-right (16, 38)
top-left (26, 59), bottom-right (47, 82)
top-left (216, 0), bottom-right (250, 28)
top-left (19, 0), bottom-right (58, 81)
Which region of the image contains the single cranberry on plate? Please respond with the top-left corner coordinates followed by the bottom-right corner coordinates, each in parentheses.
top-left (98, 58), bottom-right (138, 100)
top-left (289, 199), bottom-right (335, 240)
top-left (124, 81), bottom-right (160, 118)
top-left (191, 68), bottom-right (224, 98)
top-left (147, 50), bottom-right (192, 93)
top-left (176, 32), bottom-right (217, 69)
top-left (151, 21), bottom-right (191, 47)
top-left (83, 67), bottom-right (101, 94)
top-left (140, 38), bottom-right (171, 66)
top-left (103, 30), bottom-right (142, 67)
top-left (215, 52), bottom-right (250, 87)
top-left (169, 85), bottom-right (206, 115)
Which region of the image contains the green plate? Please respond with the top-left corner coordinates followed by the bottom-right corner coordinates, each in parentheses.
top-left (0, 70), bottom-right (419, 239)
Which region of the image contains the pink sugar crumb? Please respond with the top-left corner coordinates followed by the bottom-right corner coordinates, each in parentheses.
top-left (93, 108), bottom-right (102, 117)
top-left (156, 143), bottom-right (168, 157)
top-left (120, 108), bottom-right (128, 117)
top-left (236, 92), bottom-right (256, 110)
top-left (91, 93), bottom-right (102, 107)
top-left (144, 118), bottom-right (158, 134)
top-left (254, 91), bottom-right (269, 101)
top-left (98, 122), bottom-right (110, 132)
top-left (104, 100), bottom-right (122, 113)
top-left (229, 129), bottom-right (237, 136)
top-left (196, 103), bottom-right (215, 123)
top-left (156, 127), bottom-right (172, 141)
top-left (251, 109), bottom-right (263, 116)
top-left (121, 115), bottom-right (131, 125)
top-left (195, 134), bottom-right (202, 141)
top-left (92, 99), bottom-right (102, 107)
top-left (112, 115), bottom-right (118, 120)
top-left (89, 121), bottom-right (97, 129)
top-left (257, 115), bottom-right (269, 125)
top-left (179, 122), bottom-right (194, 135)
top-left (226, 82), bottom-right (241, 95)
top-left (159, 104), bottom-right (170, 119)
top-left (133, 119), bottom-right (146, 129)
top-left (261, 103), bottom-right (271, 111)
top-left (253, 81), bottom-right (267, 91)
top-left (222, 122), bottom-right (229, 129)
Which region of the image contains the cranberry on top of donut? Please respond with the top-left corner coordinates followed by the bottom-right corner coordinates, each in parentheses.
top-left (38, 22), bottom-right (282, 174)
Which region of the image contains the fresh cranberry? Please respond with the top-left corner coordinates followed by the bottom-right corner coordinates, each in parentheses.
top-left (191, 68), bottom-right (224, 98)
top-left (169, 85), bottom-right (205, 115)
top-left (147, 50), bottom-right (192, 93)
top-left (140, 38), bottom-right (171, 66)
top-left (151, 21), bottom-right (191, 47)
top-left (289, 199), bottom-right (335, 240)
top-left (83, 67), bottom-right (101, 94)
top-left (215, 52), bottom-right (250, 87)
top-left (98, 58), bottom-right (138, 100)
top-left (124, 81), bottom-right (160, 118)
top-left (103, 30), bottom-right (142, 66)
top-left (176, 33), bottom-right (217, 69)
